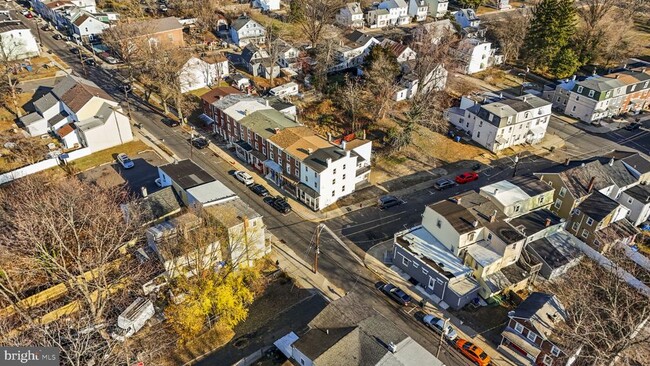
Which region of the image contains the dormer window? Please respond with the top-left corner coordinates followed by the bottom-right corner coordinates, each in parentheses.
top-left (577, 86), bottom-right (583, 93)
top-left (588, 90), bottom-right (595, 97)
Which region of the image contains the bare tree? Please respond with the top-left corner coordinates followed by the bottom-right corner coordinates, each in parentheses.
top-left (264, 23), bottom-right (284, 88)
top-left (542, 250), bottom-right (650, 365)
top-left (0, 38), bottom-right (27, 117)
top-left (337, 75), bottom-right (366, 131)
top-left (575, 0), bottom-right (617, 64)
top-left (620, 0), bottom-right (650, 17)
top-left (311, 36), bottom-right (339, 91)
top-left (298, 0), bottom-right (342, 46)
top-left (102, 20), bottom-right (153, 79)
top-left (487, 12), bottom-right (529, 64)
top-left (363, 47), bottom-right (400, 120)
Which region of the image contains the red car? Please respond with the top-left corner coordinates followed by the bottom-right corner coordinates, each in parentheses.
top-left (455, 172), bottom-right (479, 184)
top-left (25, 12), bottom-right (34, 18)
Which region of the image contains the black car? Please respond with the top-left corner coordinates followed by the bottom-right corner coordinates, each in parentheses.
top-left (375, 281), bottom-right (412, 306)
top-left (624, 123), bottom-right (641, 131)
top-left (162, 117), bottom-right (179, 127)
top-left (191, 137), bottom-right (209, 149)
top-left (266, 196), bottom-right (291, 214)
top-left (52, 34), bottom-right (62, 40)
top-left (83, 58), bottom-right (96, 66)
top-left (378, 195), bottom-right (402, 209)
top-left (250, 183), bottom-right (269, 197)
top-left (433, 178), bottom-right (456, 191)
top-left (70, 47), bottom-right (80, 54)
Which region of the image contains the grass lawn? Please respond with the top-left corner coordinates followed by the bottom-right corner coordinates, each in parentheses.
top-left (0, 92), bottom-right (36, 122)
top-left (632, 16), bottom-right (650, 61)
top-left (248, 12), bottom-right (303, 43)
top-left (68, 140), bottom-right (150, 172)
top-left (162, 327), bottom-right (235, 366)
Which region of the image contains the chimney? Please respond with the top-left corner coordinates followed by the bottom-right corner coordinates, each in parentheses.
top-left (273, 127), bottom-right (280, 134)
top-left (609, 157), bottom-right (614, 166)
top-left (572, 75), bottom-right (576, 81)
top-left (564, 158), bottom-right (571, 166)
top-left (265, 100), bottom-right (270, 107)
top-left (643, 67), bottom-right (647, 73)
top-left (616, 74), bottom-right (620, 79)
top-left (341, 140), bottom-right (347, 150)
top-left (494, 188), bottom-right (499, 195)
top-left (623, 64), bottom-right (627, 70)
top-left (545, 218), bottom-right (551, 227)
top-left (326, 157), bottom-right (332, 166)
top-left (326, 329), bottom-right (329, 335)
top-left (490, 211), bottom-right (497, 223)
top-left (455, 196), bottom-right (462, 204)
top-left (307, 148), bottom-right (313, 154)
top-left (387, 342), bottom-right (397, 353)
top-left (244, 109), bottom-right (250, 116)
top-left (141, 186), bottom-right (148, 197)
top-left (472, 220), bottom-right (479, 227)
top-left (363, 129), bottom-right (367, 139)
top-left (587, 176), bottom-right (596, 194)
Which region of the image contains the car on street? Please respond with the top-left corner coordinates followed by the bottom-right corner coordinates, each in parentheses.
top-left (162, 117), bottom-right (179, 127)
top-left (105, 56), bottom-right (119, 64)
top-left (191, 136), bottom-right (209, 149)
top-left (250, 183), bottom-right (269, 197)
top-left (375, 281), bottom-right (412, 306)
top-left (455, 339), bottom-right (491, 366)
top-left (25, 12), bottom-right (33, 18)
top-left (52, 34), bottom-right (62, 40)
top-left (264, 196), bottom-right (292, 214)
top-left (455, 172), bottom-right (479, 184)
top-left (422, 314), bottom-right (458, 341)
top-left (433, 178), bottom-right (457, 191)
top-left (624, 123), bottom-right (641, 131)
top-left (116, 153), bottom-right (134, 169)
top-left (70, 47), bottom-right (80, 54)
top-left (83, 58), bottom-right (96, 66)
top-left (234, 170), bottom-right (254, 185)
top-left (378, 195), bottom-right (402, 209)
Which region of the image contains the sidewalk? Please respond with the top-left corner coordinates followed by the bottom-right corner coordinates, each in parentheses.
top-left (269, 237), bottom-right (345, 301)
top-left (365, 240), bottom-right (516, 366)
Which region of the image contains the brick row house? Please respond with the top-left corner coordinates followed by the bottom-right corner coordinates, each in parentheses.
top-left (207, 95), bottom-right (372, 211)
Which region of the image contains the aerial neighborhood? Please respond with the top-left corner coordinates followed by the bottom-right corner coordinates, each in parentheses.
top-left (1, 0), bottom-right (650, 365)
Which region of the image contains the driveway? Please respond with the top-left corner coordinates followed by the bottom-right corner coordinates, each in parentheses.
top-left (113, 150), bottom-right (167, 197)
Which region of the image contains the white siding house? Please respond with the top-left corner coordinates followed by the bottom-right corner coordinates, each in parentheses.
top-left (378, 0), bottom-right (410, 26)
top-left (336, 2), bottom-right (365, 28)
top-left (253, 0), bottom-right (280, 11)
top-left (180, 56), bottom-right (229, 93)
top-left (455, 38), bottom-right (502, 74)
top-left (408, 0), bottom-right (429, 22)
top-left (230, 15), bottom-right (266, 46)
top-left (71, 13), bottom-right (109, 41)
top-left (425, 0), bottom-right (448, 18)
top-left (0, 21), bottom-right (40, 60)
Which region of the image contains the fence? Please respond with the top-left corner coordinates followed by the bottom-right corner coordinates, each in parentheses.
top-left (232, 346), bottom-right (273, 366)
top-left (0, 147), bottom-right (91, 185)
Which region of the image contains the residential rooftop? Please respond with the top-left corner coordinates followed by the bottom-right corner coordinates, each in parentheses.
top-left (159, 159), bottom-right (215, 190)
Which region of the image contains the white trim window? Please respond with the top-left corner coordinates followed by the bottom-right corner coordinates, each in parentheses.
top-left (514, 322), bottom-right (524, 334)
top-left (543, 354), bottom-right (553, 366)
top-left (586, 217), bottom-right (594, 226)
top-left (581, 229), bottom-right (589, 238)
top-left (402, 257), bottom-right (411, 266)
top-left (559, 187), bottom-right (567, 197)
top-left (554, 199), bottom-right (562, 209)
top-left (526, 332), bottom-right (537, 343)
top-left (428, 277), bottom-right (435, 290)
top-left (551, 345), bottom-right (561, 357)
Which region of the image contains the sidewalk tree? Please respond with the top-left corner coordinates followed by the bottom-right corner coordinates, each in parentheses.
top-left (102, 20), bottom-right (153, 79)
top-left (523, 0), bottom-right (578, 74)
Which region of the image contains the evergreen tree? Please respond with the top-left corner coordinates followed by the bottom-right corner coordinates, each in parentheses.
top-left (550, 48), bottom-right (581, 78)
top-left (523, 0), bottom-right (578, 72)
top-left (288, 0), bottom-right (305, 23)
top-left (458, 0), bottom-right (483, 9)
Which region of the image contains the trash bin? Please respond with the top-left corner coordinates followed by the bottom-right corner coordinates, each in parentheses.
top-left (454, 136), bottom-right (461, 143)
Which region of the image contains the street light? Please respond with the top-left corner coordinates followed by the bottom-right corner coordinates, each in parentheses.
top-left (512, 155), bottom-right (520, 177)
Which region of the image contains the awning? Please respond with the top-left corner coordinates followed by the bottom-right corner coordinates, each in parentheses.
top-left (251, 150), bottom-right (266, 161)
top-left (501, 328), bottom-right (542, 358)
top-left (495, 137), bottom-right (508, 145)
top-left (199, 113), bottom-right (215, 125)
top-left (264, 159), bottom-right (282, 173)
top-left (234, 140), bottom-right (253, 152)
top-left (298, 182), bottom-right (320, 198)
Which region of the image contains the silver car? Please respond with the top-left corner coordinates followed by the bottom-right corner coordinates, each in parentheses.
top-left (116, 153), bottom-right (134, 169)
top-left (422, 314), bottom-right (458, 341)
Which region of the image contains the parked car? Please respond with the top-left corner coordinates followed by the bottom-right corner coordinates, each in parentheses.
top-left (264, 196), bottom-right (291, 214)
top-left (105, 56), bottom-right (119, 64)
top-left (191, 136), bottom-right (209, 149)
top-left (455, 172), bottom-right (479, 184)
top-left (625, 123), bottom-right (641, 131)
top-left (378, 195), bottom-right (402, 209)
top-left (25, 12), bottom-right (33, 18)
top-left (422, 315), bottom-right (458, 341)
top-left (455, 339), bottom-right (491, 366)
top-left (52, 34), bottom-right (62, 40)
top-left (234, 170), bottom-right (254, 185)
top-left (250, 183), bottom-right (269, 197)
top-left (375, 281), bottom-right (412, 306)
top-left (83, 58), bottom-right (96, 66)
top-left (70, 47), bottom-right (80, 54)
top-left (433, 178), bottom-right (456, 191)
top-left (116, 153), bottom-right (134, 169)
top-left (162, 117), bottom-right (179, 127)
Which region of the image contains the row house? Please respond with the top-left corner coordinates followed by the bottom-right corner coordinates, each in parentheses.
top-left (550, 67), bottom-right (650, 123)
top-left (209, 95), bottom-right (372, 211)
top-left (392, 176), bottom-right (580, 307)
top-left (336, 2), bottom-right (365, 29)
top-left (378, 0), bottom-right (411, 26)
top-left (535, 159), bottom-right (639, 253)
top-left (498, 292), bottom-right (568, 366)
top-left (425, 0), bottom-right (448, 18)
top-left (347, 0), bottom-right (428, 29)
top-left (30, 0), bottom-right (118, 42)
top-left (407, 0), bottom-right (429, 22)
top-left (454, 8), bottom-right (486, 38)
top-left (446, 94), bottom-right (552, 153)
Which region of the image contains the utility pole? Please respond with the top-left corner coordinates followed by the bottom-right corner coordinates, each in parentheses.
top-left (436, 318), bottom-right (449, 358)
top-left (190, 126), bottom-right (194, 158)
top-left (313, 224), bottom-right (322, 274)
top-left (512, 155), bottom-right (520, 177)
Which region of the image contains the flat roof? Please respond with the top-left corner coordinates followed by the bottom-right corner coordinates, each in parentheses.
top-left (466, 241), bottom-right (502, 267)
top-left (480, 180), bottom-right (531, 208)
top-left (186, 180), bottom-right (236, 206)
top-left (397, 226), bottom-right (472, 278)
top-left (159, 160), bottom-right (215, 190)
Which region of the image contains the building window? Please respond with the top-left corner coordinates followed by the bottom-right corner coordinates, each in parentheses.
top-left (477, 131), bottom-right (481, 138)
top-left (559, 187), bottom-right (567, 197)
top-left (422, 268), bottom-right (428, 275)
top-left (628, 197), bottom-right (634, 204)
top-left (572, 105), bottom-right (576, 112)
top-left (479, 121), bottom-right (483, 127)
top-left (342, 174), bottom-right (346, 180)
top-left (413, 262), bottom-right (419, 269)
top-left (436, 219), bottom-right (442, 228)
top-left (514, 205), bottom-right (521, 212)
top-left (572, 222), bottom-right (579, 231)
top-left (333, 168), bottom-right (337, 174)
top-left (588, 90), bottom-right (595, 97)
top-left (543, 355), bottom-right (553, 366)
top-left (468, 232), bottom-right (475, 241)
top-left (554, 198), bottom-right (562, 209)
top-left (343, 164), bottom-right (346, 170)
top-left (295, 168), bottom-right (299, 176)
top-left (527, 332), bottom-right (537, 343)
top-left (577, 86), bottom-right (583, 93)
top-left (332, 179), bottom-right (336, 185)
top-left (586, 217), bottom-right (594, 226)
top-left (581, 229), bottom-right (589, 238)
top-left (342, 186), bottom-right (345, 192)
top-left (487, 233), bottom-right (493, 240)
top-left (514, 322), bottom-right (524, 334)
top-left (286, 165), bottom-right (291, 174)
top-left (315, 182), bottom-right (318, 188)
top-left (403, 257), bottom-right (411, 266)
top-left (331, 190), bottom-right (335, 197)
top-left (295, 160), bottom-right (299, 167)
top-left (538, 196), bottom-right (545, 204)
top-left (428, 277), bottom-right (435, 289)
top-left (551, 345), bottom-right (561, 357)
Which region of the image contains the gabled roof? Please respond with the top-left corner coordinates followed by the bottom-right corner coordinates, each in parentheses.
top-left (345, 2), bottom-right (363, 15)
top-left (51, 76), bottom-right (114, 113)
top-left (381, 38), bottom-right (412, 59)
top-left (302, 146), bottom-right (348, 173)
top-left (72, 14), bottom-right (91, 27)
top-left (201, 86), bottom-right (241, 105)
top-left (601, 159), bottom-right (638, 188)
top-left (140, 186), bottom-right (182, 221)
top-left (512, 292), bottom-right (566, 339)
top-left (541, 160), bottom-right (614, 199)
top-left (241, 43), bottom-right (267, 63)
top-left (623, 184), bottom-right (650, 204)
top-left (137, 16), bottom-right (183, 34)
top-left (231, 15), bottom-right (262, 31)
top-left (622, 153), bottom-right (650, 175)
top-left (508, 175), bottom-right (553, 197)
top-left (344, 30), bottom-right (377, 47)
top-left (33, 93), bottom-right (59, 113)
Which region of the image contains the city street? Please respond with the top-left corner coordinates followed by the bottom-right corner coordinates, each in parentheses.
top-left (10, 5), bottom-right (650, 365)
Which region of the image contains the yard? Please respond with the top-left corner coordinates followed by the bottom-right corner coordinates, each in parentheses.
top-left (8, 56), bottom-right (61, 82)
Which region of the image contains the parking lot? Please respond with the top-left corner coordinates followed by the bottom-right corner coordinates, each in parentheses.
top-left (114, 150), bottom-right (167, 197)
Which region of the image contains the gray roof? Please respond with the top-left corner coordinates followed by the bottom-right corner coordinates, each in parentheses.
top-left (47, 111), bottom-right (69, 127)
top-left (231, 15), bottom-right (261, 31)
top-left (526, 231), bottom-right (583, 271)
top-left (141, 186), bottom-right (182, 221)
top-left (212, 94), bottom-right (265, 111)
top-left (574, 76), bottom-right (625, 92)
top-left (624, 184), bottom-right (650, 203)
top-left (303, 146), bottom-right (348, 173)
top-left (241, 43), bottom-right (263, 63)
top-left (507, 175), bottom-right (553, 197)
top-left (238, 109), bottom-right (299, 140)
top-left (623, 153), bottom-right (650, 175)
top-left (204, 198), bottom-right (261, 228)
top-left (509, 209), bottom-right (561, 237)
top-left (20, 112), bottom-right (43, 125)
top-left (601, 160), bottom-right (638, 188)
top-left (345, 30), bottom-right (377, 46)
top-left (477, 94), bottom-right (551, 128)
top-left (345, 2), bottom-right (363, 15)
top-left (33, 92), bottom-right (59, 113)
top-left (265, 96), bottom-right (294, 112)
top-left (577, 191), bottom-right (619, 222)
top-left (186, 180), bottom-right (237, 205)
top-left (159, 159), bottom-right (215, 190)
top-left (512, 292), bottom-right (566, 338)
top-left (430, 191), bottom-right (507, 235)
top-left (548, 160), bottom-right (614, 199)
top-left (0, 22), bottom-right (28, 32)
